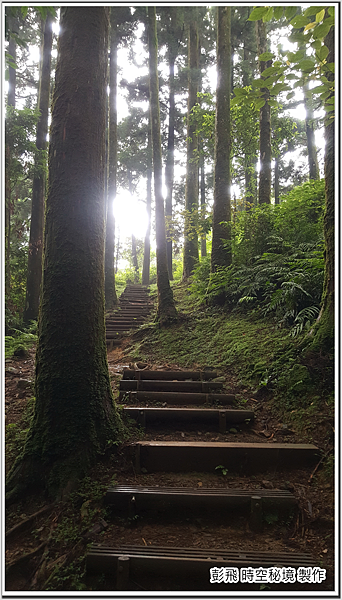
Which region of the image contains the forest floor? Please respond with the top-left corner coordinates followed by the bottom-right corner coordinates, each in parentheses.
top-left (4, 283), bottom-right (335, 593)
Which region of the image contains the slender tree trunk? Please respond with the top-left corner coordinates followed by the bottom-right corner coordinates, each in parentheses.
top-left (104, 8), bottom-right (118, 310)
top-left (200, 150), bottom-right (206, 257)
top-left (23, 14), bottom-right (53, 323)
top-left (148, 6), bottom-right (177, 325)
top-left (127, 170), bottom-right (139, 282)
top-left (6, 7), bottom-right (122, 502)
top-left (256, 20), bottom-right (272, 205)
top-left (165, 9), bottom-right (177, 281)
top-left (242, 23), bottom-right (257, 210)
top-left (142, 122), bottom-right (152, 286)
top-left (211, 6), bottom-right (232, 272)
top-left (274, 155), bottom-right (280, 205)
top-left (5, 16), bottom-right (18, 298)
top-left (303, 79), bottom-right (320, 180)
top-left (7, 16), bottom-right (17, 108)
top-left (183, 9), bottom-right (200, 279)
top-left (310, 26), bottom-right (334, 353)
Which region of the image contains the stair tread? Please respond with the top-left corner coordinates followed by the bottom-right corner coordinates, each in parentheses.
top-left (107, 485), bottom-right (294, 497)
top-left (135, 440), bottom-right (318, 449)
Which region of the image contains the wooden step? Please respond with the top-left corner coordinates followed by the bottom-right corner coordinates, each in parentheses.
top-left (119, 380), bottom-right (224, 393)
top-left (122, 369), bottom-right (218, 381)
top-left (123, 407), bottom-right (253, 431)
top-left (132, 441), bottom-right (319, 474)
top-left (105, 485), bottom-right (296, 513)
top-left (86, 544), bottom-right (315, 590)
top-left (119, 391), bottom-right (236, 405)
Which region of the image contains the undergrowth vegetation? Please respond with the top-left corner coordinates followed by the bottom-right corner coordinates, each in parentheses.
top-left (190, 180), bottom-right (325, 336)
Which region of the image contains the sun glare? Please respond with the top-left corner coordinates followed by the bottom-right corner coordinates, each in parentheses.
top-left (113, 191), bottom-right (148, 240)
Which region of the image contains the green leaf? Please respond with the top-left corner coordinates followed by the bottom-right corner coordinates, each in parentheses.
top-left (274, 6), bottom-right (284, 20)
top-left (254, 99), bottom-right (266, 110)
top-left (261, 66), bottom-right (279, 78)
top-left (285, 6), bottom-right (298, 20)
top-left (286, 91), bottom-right (295, 100)
top-left (304, 6), bottom-right (326, 17)
top-left (252, 79), bottom-right (265, 88)
top-left (328, 7), bottom-right (335, 17)
top-left (304, 22), bottom-right (317, 32)
top-left (290, 15), bottom-right (310, 28)
top-left (325, 104), bottom-right (334, 112)
top-left (21, 7), bottom-right (28, 18)
top-left (263, 7), bottom-right (274, 22)
top-left (316, 45), bottom-right (329, 61)
top-left (315, 8), bottom-right (326, 22)
top-left (268, 99), bottom-right (279, 107)
top-left (312, 21), bottom-right (331, 40)
top-left (259, 52), bottom-right (275, 62)
top-left (248, 6), bottom-right (269, 21)
top-left (287, 49), bottom-right (305, 62)
top-left (234, 87), bottom-right (248, 96)
top-left (298, 58), bottom-right (316, 73)
top-left (270, 82), bottom-right (287, 95)
top-left (311, 39), bottom-right (322, 50)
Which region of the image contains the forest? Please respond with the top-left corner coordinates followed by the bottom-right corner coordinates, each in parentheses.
top-left (5, 5), bottom-right (335, 593)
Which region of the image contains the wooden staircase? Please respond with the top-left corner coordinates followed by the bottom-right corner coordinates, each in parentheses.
top-left (106, 285), bottom-right (151, 349)
top-left (86, 356), bottom-right (321, 591)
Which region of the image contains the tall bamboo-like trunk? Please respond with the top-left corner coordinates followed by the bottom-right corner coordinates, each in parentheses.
top-left (310, 27), bottom-right (334, 353)
top-left (6, 7), bottom-right (122, 502)
top-left (127, 169), bottom-right (139, 282)
top-left (303, 79), bottom-right (320, 180)
top-left (104, 8), bottom-right (118, 310)
top-left (142, 122), bottom-right (152, 286)
top-left (23, 14), bottom-right (53, 323)
top-left (274, 155), bottom-right (280, 205)
top-left (148, 6), bottom-right (177, 325)
top-left (256, 19), bottom-right (272, 205)
top-left (211, 6), bottom-right (232, 272)
top-left (7, 15), bottom-right (17, 108)
top-left (183, 9), bottom-right (200, 279)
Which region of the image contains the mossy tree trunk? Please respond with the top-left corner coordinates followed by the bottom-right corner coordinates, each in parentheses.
top-left (256, 19), bottom-right (272, 205)
top-left (211, 6), bottom-right (232, 273)
top-left (23, 13), bottom-right (53, 323)
top-left (105, 8), bottom-right (118, 311)
top-left (6, 7), bottom-right (122, 502)
top-left (183, 9), bottom-right (200, 279)
top-left (310, 26), bottom-right (334, 353)
top-left (148, 6), bottom-right (177, 325)
top-left (142, 121), bottom-right (152, 286)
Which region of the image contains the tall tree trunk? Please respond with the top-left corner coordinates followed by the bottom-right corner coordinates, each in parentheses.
top-left (303, 79), bottom-right (320, 180)
top-left (274, 155), bottom-right (280, 205)
top-left (5, 16), bottom-right (18, 298)
top-left (6, 7), bottom-right (122, 502)
top-left (211, 6), bottom-right (232, 273)
top-left (148, 6), bottom-right (177, 325)
top-left (142, 122), bottom-right (152, 286)
top-left (256, 20), bottom-right (272, 205)
top-left (165, 9), bottom-right (178, 281)
top-left (310, 26), bottom-right (334, 353)
top-left (242, 20), bottom-right (258, 210)
top-left (104, 8), bottom-right (118, 310)
top-left (183, 9), bottom-right (200, 279)
top-left (23, 14), bottom-right (53, 323)
top-left (127, 169), bottom-right (139, 282)
top-left (199, 149), bottom-right (206, 257)
top-left (7, 15), bottom-right (17, 108)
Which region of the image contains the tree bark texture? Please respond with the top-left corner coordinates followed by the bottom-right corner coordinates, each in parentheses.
top-left (142, 122), bottom-right (152, 286)
top-left (148, 7), bottom-right (177, 325)
top-left (104, 8), bottom-right (118, 310)
top-left (256, 19), bottom-right (272, 205)
top-left (311, 26), bottom-right (334, 353)
top-left (165, 8), bottom-right (178, 281)
top-left (183, 9), bottom-right (200, 279)
top-left (6, 7), bottom-right (122, 501)
top-left (23, 13), bottom-right (53, 323)
top-left (211, 6), bottom-right (232, 272)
